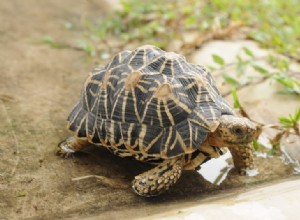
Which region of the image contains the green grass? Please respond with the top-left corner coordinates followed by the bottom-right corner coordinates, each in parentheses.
top-left (79, 0), bottom-right (300, 60)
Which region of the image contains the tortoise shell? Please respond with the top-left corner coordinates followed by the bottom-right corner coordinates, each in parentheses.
top-left (67, 45), bottom-right (234, 160)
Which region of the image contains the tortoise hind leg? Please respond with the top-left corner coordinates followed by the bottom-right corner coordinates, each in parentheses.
top-left (56, 136), bottom-right (89, 158)
top-left (132, 157), bottom-right (183, 197)
top-left (228, 143), bottom-right (255, 175)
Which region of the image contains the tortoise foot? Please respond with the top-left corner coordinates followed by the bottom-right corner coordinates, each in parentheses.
top-left (229, 144), bottom-right (255, 176)
top-left (132, 158), bottom-right (183, 197)
top-left (56, 137), bottom-right (76, 158)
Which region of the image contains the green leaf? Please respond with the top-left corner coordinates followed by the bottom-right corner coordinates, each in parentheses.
top-left (252, 64), bottom-right (270, 76)
top-left (41, 36), bottom-right (66, 49)
top-left (242, 47), bottom-right (254, 58)
top-left (223, 74), bottom-right (240, 86)
top-left (212, 54), bottom-right (225, 65)
top-left (278, 117), bottom-right (293, 127)
top-left (252, 139), bottom-right (263, 151)
top-left (278, 108), bottom-right (300, 128)
top-left (273, 74), bottom-right (300, 95)
top-left (231, 87), bottom-right (241, 109)
top-left (294, 108), bottom-right (300, 121)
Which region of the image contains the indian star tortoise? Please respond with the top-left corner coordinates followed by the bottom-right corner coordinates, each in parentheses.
top-left (57, 45), bottom-right (256, 197)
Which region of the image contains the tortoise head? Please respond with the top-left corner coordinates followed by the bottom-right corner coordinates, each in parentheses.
top-left (207, 115), bottom-right (256, 147)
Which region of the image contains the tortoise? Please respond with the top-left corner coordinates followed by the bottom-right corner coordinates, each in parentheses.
top-left (57, 45), bottom-right (256, 197)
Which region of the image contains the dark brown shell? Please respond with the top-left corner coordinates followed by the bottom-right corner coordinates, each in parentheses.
top-left (67, 45), bottom-right (234, 160)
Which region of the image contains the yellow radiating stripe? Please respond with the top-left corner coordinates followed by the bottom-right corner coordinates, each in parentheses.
top-left (164, 127), bottom-right (173, 153)
top-left (139, 80), bottom-right (152, 85)
top-left (88, 88), bottom-right (97, 97)
top-left (122, 91), bottom-right (128, 122)
top-left (117, 53), bottom-right (122, 63)
top-left (171, 59), bottom-right (175, 76)
top-left (157, 100), bottom-right (163, 127)
top-left (107, 82), bottom-right (116, 91)
top-left (90, 88), bottom-right (100, 113)
top-left (121, 72), bottom-right (129, 76)
top-left (88, 79), bottom-right (103, 85)
top-left (83, 87), bottom-right (90, 112)
top-left (109, 75), bottom-right (120, 80)
top-left (141, 86), bottom-right (157, 122)
top-left (116, 122), bottom-right (124, 144)
top-left (110, 88), bottom-right (124, 118)
top-left (138, 124), bottom-right (147, 156)
top-left (176, 59), bottom-right (185, 74)
top-left (175, 131), bottom-right (186, 150)
top-left (178, 92), bottom-right (189, 98)
top-left (163, 99), bottom-right (175, 125)
top-left (172, 97), bottom-right (192, 114)
top-left (76, 114), bottom-right (88, 136)
top-left (194, 111), bottom-right (210, 128)
top-left (196, 88), bottom-right (201, 103)
top-left (159, 57), bottom-right (167, 73)
top-left (149, 87), bottom-right (157, 92)
top-left (85, 114), bottom-right (90, 136)
top-left (184, 80), bottom-right (197, 90)
top-left (136, 84), bottom-right (147, 93)
top-left (68, 104), bottom-right (81, 127)
top-left (103, 90), bottom-right (108, 118)
top-left (209, 104), bottom-right (216, 120)
top-left (132, 139), bottom-right (139, 149)
top-left (172, 83), bottom-right (183, 88)
top-left (169, 133), bottom-right (177, 150)
top-left (109, 120), bottom-right (115, 144)
top-left (127, 123), bottom-right (134, 146)
top-left (145, 131), bottom-right (163, 152)
top-left (188, 118), bottom-right (208, 129)
top-left (188, 120), bottom-right (193, 148)
top-left (99, 120), bottom-right (107, 144)
top-left (145, 56), bottom-right (163, 71)
top-left (131, 88), bottom-right (141, 122)
top-left (128, 51), bottom-right (137, 66)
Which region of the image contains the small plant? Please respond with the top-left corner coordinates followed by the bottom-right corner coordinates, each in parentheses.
top-left (40, 36), bottom-right (67, 49)
top-left (279, 108), bottom-right (300, 135)
top-left (268, 109), bottom-right (300, 155)
top-left (210, 48), bottom-right (300, 96)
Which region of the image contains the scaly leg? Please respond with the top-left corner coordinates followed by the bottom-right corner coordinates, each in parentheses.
top-left (228, 144), bottom-right (254, 175)
top-left (56, 136), bottom-right (89, 158)
top-left (183, 146), bottom-right (226, 170)
top-left (132, 157), bottom-right (183, 197)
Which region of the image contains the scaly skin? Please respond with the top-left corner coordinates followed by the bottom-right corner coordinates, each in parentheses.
top-left (132, 157), bottom-right (183, 197)
top-left (228, 144), bottom-right (254, 175)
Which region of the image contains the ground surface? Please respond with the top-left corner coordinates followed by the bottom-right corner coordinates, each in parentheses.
top-left (0, 1), bottom-right (299, 219)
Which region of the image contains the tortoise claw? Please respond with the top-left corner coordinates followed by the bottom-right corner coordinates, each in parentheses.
top-left (56, 138), bottom-right (76, 158)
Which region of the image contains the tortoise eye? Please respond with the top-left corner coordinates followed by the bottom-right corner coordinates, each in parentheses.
top-left (233, 127), bottom-right (243, 136)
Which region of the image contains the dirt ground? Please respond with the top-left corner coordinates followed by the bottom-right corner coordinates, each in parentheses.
top-left (0, 1), bottom-right (299, 219)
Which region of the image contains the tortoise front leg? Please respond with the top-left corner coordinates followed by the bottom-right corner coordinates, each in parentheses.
top-left (183, 146), bottom-right (226, 170)
top-left (132, 157), bottom-right (183, 197)
top-left (228, 143), bottom-right (254, 175)
top-left (56, 136), bottom-right (89, 158)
